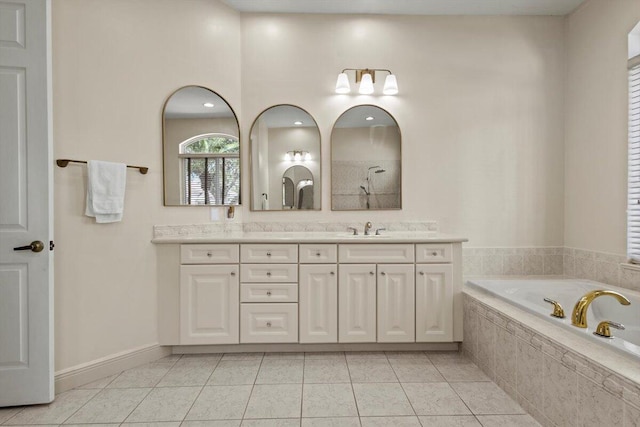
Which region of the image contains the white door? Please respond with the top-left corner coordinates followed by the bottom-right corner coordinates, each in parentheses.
top-left (338, 264), bottom-right (376, 343)
top-left (377, 264), bottom-right (415, 343)
top-left (180, 265), bottom-right (239, 344)
top-left (0, 0), bottom-right (53, 407)
top-left (299, 264), bottom-right (337, 343)
top-left (416, 264), bottom-right (453, 342)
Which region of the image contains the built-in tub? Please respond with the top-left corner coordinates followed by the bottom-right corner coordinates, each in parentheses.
top-left (466, 279), bottom-right (640, 359)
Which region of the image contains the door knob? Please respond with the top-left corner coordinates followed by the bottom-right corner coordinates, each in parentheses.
top-left (14, 241), bottom-right (44, 253)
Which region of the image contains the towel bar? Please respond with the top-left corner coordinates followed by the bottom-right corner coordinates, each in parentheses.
top-left (56, 159), bottom-right (148, 174)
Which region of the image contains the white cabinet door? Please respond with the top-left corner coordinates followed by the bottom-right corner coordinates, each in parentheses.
top-left (339, 264), bottom-right (377, 342)
top-left (180, 265), bottom-right (239, 344)
top-left (415, 264), bottom-right (453, 342)
top-left (377, 264), bottom-right (415, 342)
top-left (299, 264), bottom-right (338, 343)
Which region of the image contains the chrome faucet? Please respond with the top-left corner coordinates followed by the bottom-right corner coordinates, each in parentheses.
top-left (347, 226), bottom-right (358, 236)
top-left (571, 290), bottom-right (631, 328)
top-left (364, 222), bottom-right (373, 235)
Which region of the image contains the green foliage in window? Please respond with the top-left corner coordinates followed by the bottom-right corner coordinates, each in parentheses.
top-left (183, 136), bottom-right (239, 154)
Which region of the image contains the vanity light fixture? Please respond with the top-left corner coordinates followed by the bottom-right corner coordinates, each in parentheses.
top-left (203, 102), bottom-right (215, 108)
top-left (334, 68), bottom-right (399, 95)
top-left (284, 150), bottom-right (311, 162)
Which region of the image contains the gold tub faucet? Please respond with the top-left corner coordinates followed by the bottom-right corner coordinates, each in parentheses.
top-left (571, 290), bottom-right (631, 328)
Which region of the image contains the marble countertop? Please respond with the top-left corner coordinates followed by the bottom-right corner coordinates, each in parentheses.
top-left (151, 231), bottom-right (468, 244)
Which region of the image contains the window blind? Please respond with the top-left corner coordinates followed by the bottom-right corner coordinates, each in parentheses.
top-left (183, 156), bottom-right (240, 205)
top-left (629, 61), bottom-right (640, 263)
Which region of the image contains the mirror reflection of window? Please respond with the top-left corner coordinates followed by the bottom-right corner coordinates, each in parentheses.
top-left (179, 134), bottom-right (239, 205)
top-left (163, 86), bottom-right (240, 206)
top-left (249, 105), bottom-right (321, 211)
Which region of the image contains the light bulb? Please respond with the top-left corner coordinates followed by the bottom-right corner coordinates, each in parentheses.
top-left (294, 152), bottom-right (302, 161)
top-left (284, 152), bottom-right (292, 161)
top-left (335, 72), bottom-right (351, 94)
top-left (358, 73), bottom-right (374, 95)
top-left (304, 152), bottom-right (311, 161)
top-left (383, 74), bottom-right (398, 95)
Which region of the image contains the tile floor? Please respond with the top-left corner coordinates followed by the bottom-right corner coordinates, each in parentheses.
top-left (0, 351), bottom-right (541, 427)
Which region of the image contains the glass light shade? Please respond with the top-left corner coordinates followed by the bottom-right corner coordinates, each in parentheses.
top-left (358, 73), bottom-right (374, 95)
top-left (335, 73), bottom-right (351, 94)
top-left (284, 152), bottom-right (292, 161)
top-left (383, 74), bottom-right (399, 95)
top-left (294, 152), bottom-right (302, 161)
top-left (304, 152), bottom-right (312, 161)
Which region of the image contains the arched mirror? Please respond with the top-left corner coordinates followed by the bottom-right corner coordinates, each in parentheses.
top-left (250, 105), bottom-right (321, 211)
top-left (331, 105), bottom-right (401, 210)
top-left (282, 165), bottom-right (314, 210)
top-left (163, 86), bottom-right (240, 206)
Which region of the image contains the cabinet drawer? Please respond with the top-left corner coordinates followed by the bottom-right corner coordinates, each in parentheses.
top-left (339, 244), bottom-right (415, 263)
top-left (416, 244), bottom-right (452, 263)
top-left (241, 244), bottom-right (298, 263)
top-left (241, 264), bottom-right (298, 283)
top-left (299, 244), bottom-right (338, 263)
top-left (240, 303), bottom-right (298, 343)
top-left (241, 283), bottom-right (298, 303)
top-left (181, 244), bottom-right (239, 264)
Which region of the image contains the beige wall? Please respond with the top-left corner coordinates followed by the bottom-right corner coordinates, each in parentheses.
top-left (52, 0), bottom-right (241, 371)
top-left (564, 0), bottom-right (640, 255)
top-left (241, 14), bottom-right (565, 244)
top-left (54, 1), bottom-right (570, 371)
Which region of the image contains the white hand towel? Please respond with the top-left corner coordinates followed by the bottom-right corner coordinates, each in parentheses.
top-left (85, 160), bottom-right (127, 223)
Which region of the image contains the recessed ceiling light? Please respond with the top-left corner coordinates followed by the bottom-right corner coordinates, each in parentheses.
top-left (203, 102), bottom-right (215, 108)
top-left (294, 121), bottom-right (303, 125)
top-left (365, 116), bottom-right (374, 121)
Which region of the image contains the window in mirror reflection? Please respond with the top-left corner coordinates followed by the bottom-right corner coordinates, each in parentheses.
top-left (179, 134), bottom-right (239, 205)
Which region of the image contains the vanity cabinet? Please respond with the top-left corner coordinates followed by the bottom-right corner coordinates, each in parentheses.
top-left (179, 244), bottom-right (240, 344)
top-left (338, 264), bottom-right (377, 342)
top-left (415, 244), bottom-right (453, 342)
top-left (160, 237), bottom-right (465, 348)
top-left (239, 244), bottom-right (298, 343)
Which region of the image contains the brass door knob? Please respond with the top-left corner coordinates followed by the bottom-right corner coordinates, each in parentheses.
top-left (13, 241), bottom-right (44, 253)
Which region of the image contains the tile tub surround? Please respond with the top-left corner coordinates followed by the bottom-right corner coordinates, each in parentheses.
top-left (0, 351), bottom-right (542, 426)
top-left (463, 288), bottom-right (640, 427)
top-left (563, 248), bottom-right (640, 293)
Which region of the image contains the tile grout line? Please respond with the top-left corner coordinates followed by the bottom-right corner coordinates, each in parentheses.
top-left (239, 353), bottom-right (264, 422)
top-left (177, 354), bottom-right (221, 424)
top-left (389, 353), bottom-right (420, 419)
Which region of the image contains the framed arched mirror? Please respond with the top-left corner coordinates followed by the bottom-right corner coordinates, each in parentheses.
top-left (162, 86), bottom-right (240, 206)
top-left (331, 105), bottom-right (401, 210)
top-left (249, 105), bottom-right (321, 211)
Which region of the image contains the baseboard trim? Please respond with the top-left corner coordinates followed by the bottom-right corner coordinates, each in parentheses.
top-left (54, 343), bottom-right (171, 393)
top-left (172, 342), bottom-right (459, 354)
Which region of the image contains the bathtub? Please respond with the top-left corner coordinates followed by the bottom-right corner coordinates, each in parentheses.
top-left (466, 279), bottom-right (640, 359)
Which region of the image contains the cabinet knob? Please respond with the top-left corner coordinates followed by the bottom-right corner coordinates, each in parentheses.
top-left (419, 271), bottom-right (425, 276)
top-left (266, 272), bottom-right (272, 277)
top-left (316, 252), bottom-right (321, 256)
top-left (330, 271), bottom-right (335, 275)
top-left (207, 252), bottom-right (212, 257)
top-left (230, 272), bottom-right (236, 276)
top-left (266, 322), bottom-right (272, 328)
top-left (380, 272), bottom-right (386, 276)
top-left (432, 252), bottom-right (438, 256)
top-left (369, 271), bottom-right (374, 275)
top-left (266, 291), bottom-right (272, 296)
top-left (266, 252), bottom-right (272, 256)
